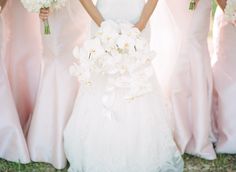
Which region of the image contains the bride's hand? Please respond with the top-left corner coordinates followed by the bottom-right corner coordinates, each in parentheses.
top-left (39, 8), bottom-right (50, 22)
top-left (134, 21), bottom-right (146, 31)
top-left (135, 0), bottom-right (158, 31)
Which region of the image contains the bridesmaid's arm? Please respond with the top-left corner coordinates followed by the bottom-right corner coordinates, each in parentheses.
top-left (0, 0), bottom-right (7, 13)
top-left (135, 0), bottom-right (158, 31)
top-left (216, 0), bottom-right (227, 11)
top-left (80, 0), bottom-right (104, 26)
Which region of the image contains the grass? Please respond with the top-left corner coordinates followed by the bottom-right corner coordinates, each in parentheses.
top-left (0, 154), bottom-right (236, 172)
top-left (0, 159), bottom-right (67, 172)
top-left (183, 154), bottom-right (236, 172)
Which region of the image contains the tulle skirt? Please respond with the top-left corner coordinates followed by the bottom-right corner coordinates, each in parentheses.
top-left (64, 75), bottom-right (184, 172)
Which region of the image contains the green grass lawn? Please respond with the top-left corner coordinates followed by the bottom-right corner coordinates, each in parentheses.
top-left (0, 154), bottom-right (236, 172)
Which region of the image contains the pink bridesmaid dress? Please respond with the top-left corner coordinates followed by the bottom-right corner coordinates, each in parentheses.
top-left (27, 0), bottom-right (90, 169)
top-left (4, 0), bottom-right (42, 134)
top-left (0, 1), bottom-right (30, 163)
top-left (213, 7), bottom-right (236, 154)
top-left (152, 0), bottom-right (216, 159)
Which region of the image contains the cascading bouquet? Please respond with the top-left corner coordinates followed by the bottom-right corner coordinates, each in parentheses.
top-left (70, 20), bottom-right (156, 100)
top-left (224, 0), bottom-right (236, 24)
top-left (21, 0), bottom-right (67, 34)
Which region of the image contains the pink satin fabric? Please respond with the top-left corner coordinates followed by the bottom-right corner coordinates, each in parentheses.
top-left (27, 0), bottom-right (90, 169)
top-left (0, 1), bottom-right (30, 163)
top-left (153, 0), bottom-right (216, 160)
top-left (3, 0), bottom-right (42, 134)
top-left (213, 7), bottom-right (236, 154)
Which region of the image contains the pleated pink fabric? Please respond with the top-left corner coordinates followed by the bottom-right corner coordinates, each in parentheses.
top-left (3, 0), bottom-right (42, 134)
top-left (152, 0), bottom-right (216, 160)
top-left (213, 7), bottom-right (236, 154)
top-left (0, 1), bottom-right (30, 163)
top-left (27, 0), bottom-right (90, 169)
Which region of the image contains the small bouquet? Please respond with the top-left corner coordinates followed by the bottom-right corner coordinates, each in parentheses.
top-left (224, 0), bottom-right (236, 24)
top-left (21, 0), bottom-right (67, 34)
top-left (70, 20), bottom-right (156, 100)
top-left (189, 0), bottom-right (197, 10)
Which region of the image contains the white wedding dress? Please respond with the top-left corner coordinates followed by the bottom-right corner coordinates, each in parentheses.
top-left (64, 0), bottom-right (184, 171)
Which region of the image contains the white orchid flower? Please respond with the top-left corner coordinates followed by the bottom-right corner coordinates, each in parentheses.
top-left (116, 34), bottom-right (136, 54)
top-left (83, 38), bottom-right (105, 60)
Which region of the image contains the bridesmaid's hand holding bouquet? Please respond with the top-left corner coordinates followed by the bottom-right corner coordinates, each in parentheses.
top-left (39, 8), bottom-right (51, 34)
top-left (21, 0), bottom-right (67, 34)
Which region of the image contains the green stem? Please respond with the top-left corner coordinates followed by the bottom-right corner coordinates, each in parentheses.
top-left (189, 0), bottom-right (196, 10)
top-left (44, 19), bottom-right (51, 35)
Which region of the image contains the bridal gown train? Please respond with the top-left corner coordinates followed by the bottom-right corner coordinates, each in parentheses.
top-left (213, 7), bottom-right (236, 154)
top-left (0, 1), bottom-right (30, 163)
top-left (64, 0), bottom-right (184, 171)
top-left (27, 0), bottom-right (90, 169)
top-left (152, 0), bottom-right (216, 159)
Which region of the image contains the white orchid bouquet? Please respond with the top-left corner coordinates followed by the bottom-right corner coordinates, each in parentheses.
top-left (70, 20), bottom-right (156, 100)
top-left (224, 0), bottom-right (236, 24)
top-left (21, 0), bottom-right (67, 34)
